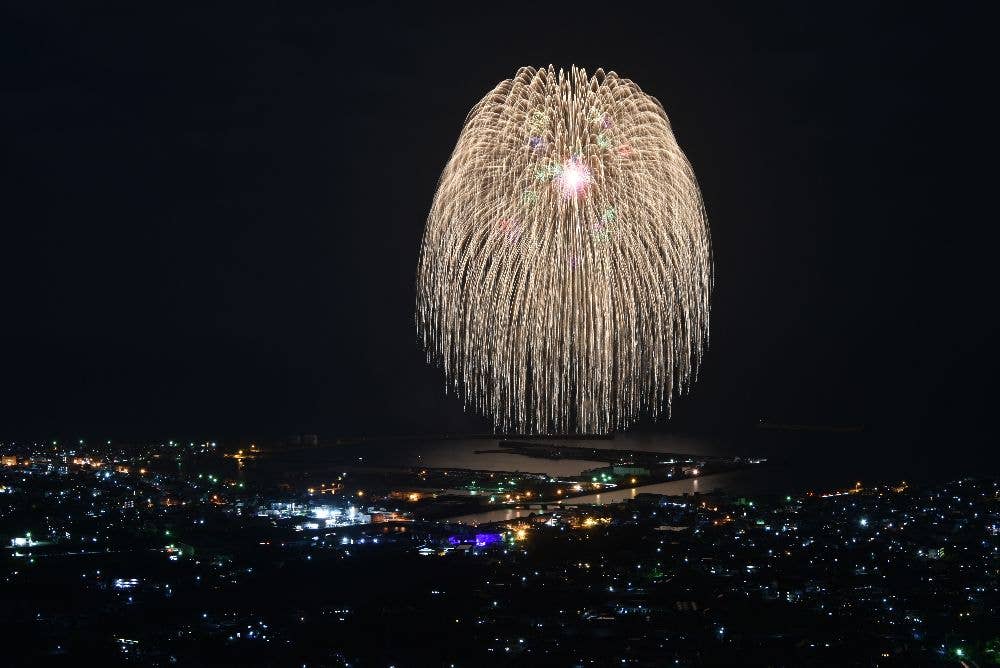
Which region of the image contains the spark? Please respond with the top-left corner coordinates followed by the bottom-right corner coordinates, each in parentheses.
top-left (554, 156), bottom-right (593, 200)
top-left (416, 65), bottom-right (712, 433)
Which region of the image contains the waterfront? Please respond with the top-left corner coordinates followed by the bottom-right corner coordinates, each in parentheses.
top-left (430, 429), bottom-right (931, 524)
top-left (238, 432), bottom-right (746, 481)
top-left (446, 469), bottom-right (757, 524)
top-left (4, 444), bottom-right (996, 666)
top-left (220, 427), bottom-right (932, 526)
top-left (241, 428), bottom-right (898, 491)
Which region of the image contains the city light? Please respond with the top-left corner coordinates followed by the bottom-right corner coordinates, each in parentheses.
top-left (0, 438), bottom-right (994, 665)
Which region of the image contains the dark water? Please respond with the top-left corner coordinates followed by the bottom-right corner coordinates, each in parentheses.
top-left (445, 470), bottom-right (757, 525)
top-left (436, 429), bottom-right (945, 524)
top-left (226, 427), bottom-right (988, 525)
top-left (240, 428), bottom-right (924, 495)
top-left (239, 438), bottom-right (607, 480)
top-left (394, 430), bottom-right (914, 494)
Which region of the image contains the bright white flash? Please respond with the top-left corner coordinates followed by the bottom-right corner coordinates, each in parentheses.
top-left (417, 65), bottom-right (712, 434)
top-left (555, 158), bottom-right (592, 199)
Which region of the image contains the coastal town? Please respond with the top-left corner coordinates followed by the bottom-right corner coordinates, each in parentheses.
top-left (2, 439), bottom-right (997, 665)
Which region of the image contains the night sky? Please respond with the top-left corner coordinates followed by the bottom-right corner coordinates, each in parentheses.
top-left (2, 3), bottom-right (993, 465)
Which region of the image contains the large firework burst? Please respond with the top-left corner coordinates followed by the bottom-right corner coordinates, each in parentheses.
top-left (416, 65), bottom-right (712, 434)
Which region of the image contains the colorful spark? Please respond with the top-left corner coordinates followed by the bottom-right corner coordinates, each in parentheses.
top-left (416, 65), bottom-right (712, 433)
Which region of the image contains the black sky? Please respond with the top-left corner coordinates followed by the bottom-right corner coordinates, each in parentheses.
top-left (1, 2), bottom-right (993, 464)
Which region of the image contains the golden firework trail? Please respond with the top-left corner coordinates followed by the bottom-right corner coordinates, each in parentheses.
top-left (416, 65), bottom-right (712, 434)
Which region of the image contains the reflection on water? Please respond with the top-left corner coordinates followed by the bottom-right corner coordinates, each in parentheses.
top-left (446, 467), bottom-right (814, 525)
top-left (301, 434), bottom-right (744, 476)
top-left (452, 444), bottom-right (892, 524)
top-left (244, 433), bottom-right (750, 481)
top-left (249, 439), bottom-right (609, 478)
top-left (245, 429), bottom-right (906, 526)
top-left (448, 473), bottom-right (714, 525)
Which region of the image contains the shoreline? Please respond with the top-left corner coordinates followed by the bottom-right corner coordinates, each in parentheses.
top-left (441, 466), bottom-right (755, 524)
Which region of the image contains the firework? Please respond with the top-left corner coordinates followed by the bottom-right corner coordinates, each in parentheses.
top-left (416, 65), bottom-right (712, 433)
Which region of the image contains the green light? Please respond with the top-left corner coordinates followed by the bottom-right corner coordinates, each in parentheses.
top-left (955, 648), bottom-right (964, 657)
